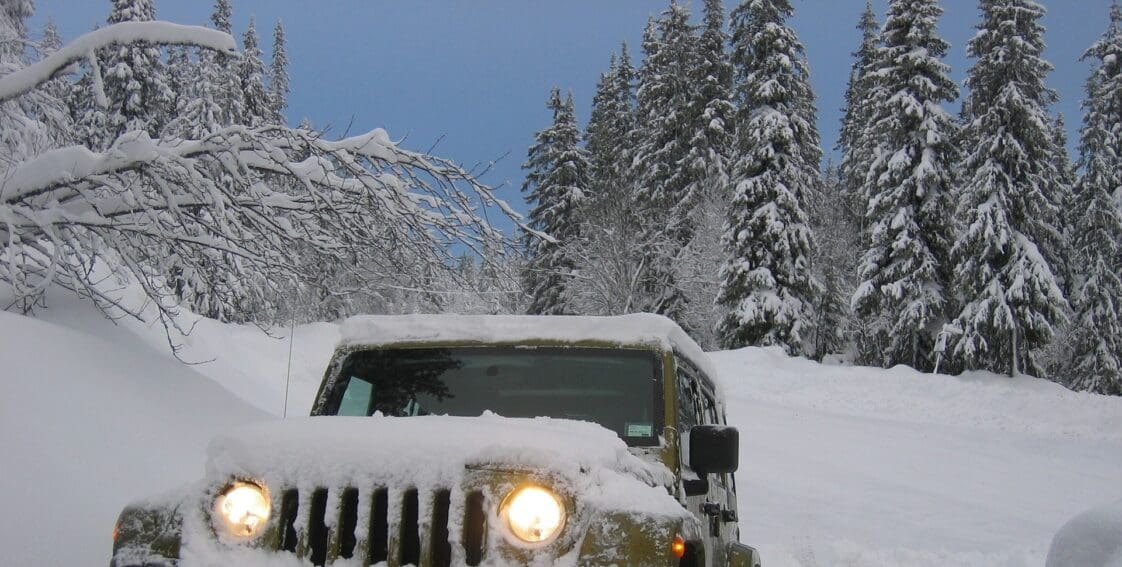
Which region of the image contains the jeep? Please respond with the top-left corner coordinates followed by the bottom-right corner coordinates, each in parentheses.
top-left (111, 313), bottom-right (763, 566)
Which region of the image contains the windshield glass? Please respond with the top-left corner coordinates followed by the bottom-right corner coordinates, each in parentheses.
top-left (322, 347), bottom-right (663, 446)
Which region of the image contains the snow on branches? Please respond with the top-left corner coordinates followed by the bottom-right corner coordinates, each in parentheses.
top-left (0, 21), bottom-right (516, 332)
top-left (0, 21), bottom-right (235, 106)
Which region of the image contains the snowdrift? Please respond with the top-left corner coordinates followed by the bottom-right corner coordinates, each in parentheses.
top-left (0, 307), bottom-right (268, 566)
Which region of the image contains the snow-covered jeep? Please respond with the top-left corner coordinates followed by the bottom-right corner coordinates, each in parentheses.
top-left (111, 314), bottom-right (762, 567)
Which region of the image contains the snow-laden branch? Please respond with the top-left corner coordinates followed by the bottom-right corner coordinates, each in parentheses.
top-left (0, 22), bottom-right (236, 104)
top-left (0, 124), bottom-right (520, 324)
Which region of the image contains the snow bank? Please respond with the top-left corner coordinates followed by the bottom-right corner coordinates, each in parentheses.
top-left (1046, 500), bottom-right (1122, 567)
top-left (711, 346), bottom-right (1122, 441)
top-left (0, 309), bottom-right (265, 566)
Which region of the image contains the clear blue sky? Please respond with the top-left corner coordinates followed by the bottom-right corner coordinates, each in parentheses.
top-left (30, 0), bottom-right (1116, 224)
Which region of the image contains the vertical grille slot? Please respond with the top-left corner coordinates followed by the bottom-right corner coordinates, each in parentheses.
top-left (279, 489), bottom-right (299, 553)
top-left (308, 488), bottom-right (329, 566)
top-left (400, 488), bottom-right (421, 566)
top-left (431, 490), bottom-right (452, 567)
top-left (462, 491), bottom-right (486, 566)
top-left (368, 488), bottom-right (389, 564)
top-left (338, 488), bottom-right (359, 560)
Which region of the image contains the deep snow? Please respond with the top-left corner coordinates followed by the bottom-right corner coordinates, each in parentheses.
top-left (2, 295), bottom-right (1121, 566)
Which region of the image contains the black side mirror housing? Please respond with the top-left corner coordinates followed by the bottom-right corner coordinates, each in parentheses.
top-left (689, 425), bottom-right (739, 474)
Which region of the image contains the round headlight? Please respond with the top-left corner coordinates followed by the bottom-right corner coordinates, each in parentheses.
top-left (214, 481), bottom-right (271, 538)
top-left (500, 485), bottom-right (565, 544)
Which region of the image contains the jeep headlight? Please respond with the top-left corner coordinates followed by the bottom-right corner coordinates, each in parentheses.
top-left (214, 481), bottom-right (271, 538)
top-left (500, 485), bottom-right (565, 543)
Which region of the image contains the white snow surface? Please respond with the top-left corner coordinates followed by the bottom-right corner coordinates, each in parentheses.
top-left (1046, 500), bottom-right (1122, 567)
top-left (713, 347), bottom-right (1122, 566)
top-left (4, 286), bottom-right (1122, 566)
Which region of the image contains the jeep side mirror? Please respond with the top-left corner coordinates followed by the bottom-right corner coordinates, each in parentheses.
top-left (689, 425), bottom-right (739, 474)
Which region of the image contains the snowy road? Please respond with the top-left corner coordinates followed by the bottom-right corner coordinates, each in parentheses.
top-left (714, 349), bottom-right (1122, 566)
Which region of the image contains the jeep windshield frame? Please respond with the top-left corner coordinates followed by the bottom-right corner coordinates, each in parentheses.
top-left (318, 346), bottom-right (665, 447)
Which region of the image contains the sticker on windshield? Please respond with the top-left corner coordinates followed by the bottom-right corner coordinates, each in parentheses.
top-left (626, 423), bottom-right (653, 437)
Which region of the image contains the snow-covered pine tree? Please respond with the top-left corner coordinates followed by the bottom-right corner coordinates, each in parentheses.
top-left (269, 19), bottom-right (289, 124)
top-left (838, 1), bottom-right (880, 226)
top-left (521, 88), bottom-right (590, 315)
top-left (567, 45), bottom-right (652, 316)
top-left (685, 0), bottom-right (734, 207)
top-left (87, 0), bottom-right (173, 147)
top-left (674, 0), bottom-right (736, 345)
top-left (807, 162), bottom-right (855, 360)
top-left (165, 46), bottom-right (194, 123)
top-left (209, 0), bottom-right (242, 126)
top-left (717, 0), bottom-right (821, 354)
top-left (239, 18), bottom-right (270, 127)
top-left (38, 17), bottom-right (69, 108)
top-left (0, 0), bottom-right (68, 167)
top-left (851, 0), bottom-right (959, 371)
top-left (1067, 3), bottom-right (1122, 395)
top-left (631, 4), bottom-right (698, 324)
top-left (952, 0), bottom-right (1068, 377)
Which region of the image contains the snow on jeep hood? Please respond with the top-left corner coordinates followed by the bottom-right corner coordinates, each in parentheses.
top-left (205, 413), bottom-right (684, 517)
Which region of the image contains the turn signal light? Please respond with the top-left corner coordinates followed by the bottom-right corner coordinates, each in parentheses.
top-left (672, 535), bottom-right (687, 558)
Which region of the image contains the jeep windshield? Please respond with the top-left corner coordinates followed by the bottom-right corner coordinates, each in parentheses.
top-left (321, 347), bottom-right (663, 446)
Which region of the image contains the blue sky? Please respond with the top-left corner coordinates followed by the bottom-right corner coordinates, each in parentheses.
top-left (30, 1), bottom-right (1117, 223)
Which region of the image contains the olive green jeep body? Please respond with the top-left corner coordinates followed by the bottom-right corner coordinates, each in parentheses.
top-left (112, 314), bottom-right (762, 567)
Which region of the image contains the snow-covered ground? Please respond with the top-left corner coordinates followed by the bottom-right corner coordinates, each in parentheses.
top-left (3, 294), bottom-right (1121, 566)
top-left (712, 348), bottom-right (1122, 566)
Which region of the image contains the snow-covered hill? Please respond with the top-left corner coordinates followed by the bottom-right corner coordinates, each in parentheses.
top-left (2, 299), bottom-right (1121, 566)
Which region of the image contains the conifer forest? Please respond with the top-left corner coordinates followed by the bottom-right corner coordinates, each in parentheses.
top-left (3, 0), bottom-right (1122, 397)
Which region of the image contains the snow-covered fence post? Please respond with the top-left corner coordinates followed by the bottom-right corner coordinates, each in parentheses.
top-left (933, 323), bottom-right (962, 375)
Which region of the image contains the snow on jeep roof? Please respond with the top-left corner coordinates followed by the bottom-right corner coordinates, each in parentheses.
top-left (339, 312), bottom-right (714, 373)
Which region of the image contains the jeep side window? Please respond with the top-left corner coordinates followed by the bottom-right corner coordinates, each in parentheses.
top-left (676, 371), bottom-right (701, 435)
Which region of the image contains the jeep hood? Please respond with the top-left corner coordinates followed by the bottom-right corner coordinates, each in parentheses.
top-left (204, 414), bottom-right (682, 517)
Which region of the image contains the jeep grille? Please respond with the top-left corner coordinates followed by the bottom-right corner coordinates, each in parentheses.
top-left (273, 485), bottom-right (486, 567)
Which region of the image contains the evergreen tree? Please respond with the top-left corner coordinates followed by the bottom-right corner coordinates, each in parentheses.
top-left (269, 19), bottom-right (289, 124)
top-left (1067, 3), bottom-right (1122, 395)
top-left (567, 46), bottom-right (648, 316)
top-left (1, 0), bottom-right (68, 166)
top-left (952, 0), bottom-right (1068, 377)
top-left (630, 5), bottom-right (699, 322)
top-left (807, 163), bottom-right (855, 360)
top-left (676, 0), bottom-right (735, 344)
top-left (164, 46), bottom-right (194, 123)
top-left (718, 0), bottom-right (821, 354)
top-left (209, 0), bottom-right (243, 126)
top-left (87, 0), bottom-right (173, 147)
top-left (521, 88), bottom-right (591, 315)
top-left (240, 17), bottom-right (270, 126)
top-left (852, 0), bottom-right (959, 371)
top-left (838, 1), bottom-right (880, 223)
top-left (685, 0), bottom-right (734, 206)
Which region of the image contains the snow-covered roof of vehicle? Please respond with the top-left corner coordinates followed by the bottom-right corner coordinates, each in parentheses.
top-left (339, 313), bottom-right (716, 377)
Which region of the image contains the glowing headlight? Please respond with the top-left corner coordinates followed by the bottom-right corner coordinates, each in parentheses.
top-left (214, 481), bottom-right (271, 538)
top-left (500, 486), bottom-right (565, 544)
